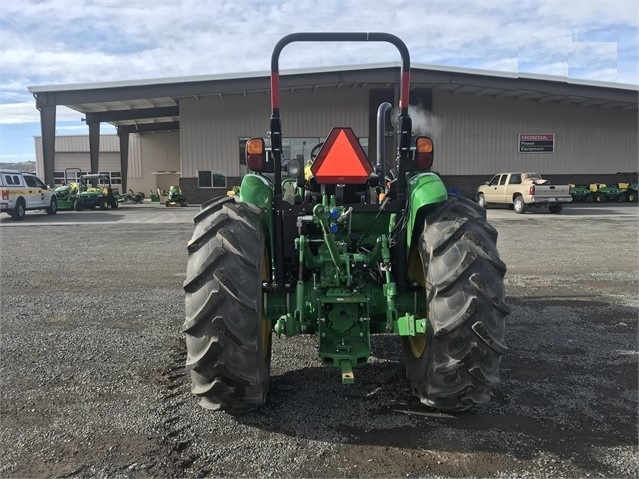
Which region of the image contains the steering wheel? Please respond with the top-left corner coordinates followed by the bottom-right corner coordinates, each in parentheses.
top-left (310, 142), bottom-right (324, 161)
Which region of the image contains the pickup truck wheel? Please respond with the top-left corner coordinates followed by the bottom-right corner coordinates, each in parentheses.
top-left (477, 194), bottom-right (486, 209)
top-left (513, 196), bottom-right (526, 214)
top-left (548, 205), bottom-right (563, 214)
top-left (183, 196), bottom-right (272, 412)
top-left (11, 199), bottom-right (26, 221)
top-left (46, 197), bottom-right (58, 215)
top-left (403, 196), bottom-right (510, 410)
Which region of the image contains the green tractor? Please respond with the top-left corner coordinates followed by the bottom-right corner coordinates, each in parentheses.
top-left (183, 33), bottom-right (509, 413)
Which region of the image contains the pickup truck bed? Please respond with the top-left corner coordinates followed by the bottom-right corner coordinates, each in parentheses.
top-left (476, 172), bottom-right (572, 214)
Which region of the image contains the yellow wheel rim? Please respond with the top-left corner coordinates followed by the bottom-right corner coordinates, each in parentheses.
top-left (407, 246), bottom-right (427, 358)
top-left (260, 247), bottom-right (271, 359)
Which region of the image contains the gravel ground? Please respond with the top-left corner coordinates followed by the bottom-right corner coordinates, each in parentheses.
top-left (0, 206), bottom-right (637, 478)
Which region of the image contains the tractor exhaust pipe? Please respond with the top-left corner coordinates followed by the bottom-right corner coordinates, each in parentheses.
top-left (376, 102), bottom-right (392, 172)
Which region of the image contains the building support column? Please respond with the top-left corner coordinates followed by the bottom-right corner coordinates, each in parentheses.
top-left (88, 120), bottom-right (100, 175)
top-left (38, 103), bottom-right (56, 186)
top-left (117, 127), bottom-right (129, 194)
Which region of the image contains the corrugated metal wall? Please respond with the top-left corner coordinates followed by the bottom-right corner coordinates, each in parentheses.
top-left (180, 87), bottom-right (370, 177)
top-left (433, 90), bottom-right (638, 175)
top-left (53, 152), bottom-right (120, 171)
top-left (34, 134), bottom-right (142, 178)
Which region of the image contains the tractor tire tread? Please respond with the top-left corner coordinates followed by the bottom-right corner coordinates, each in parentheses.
top-left (183, 197), bottom-right (271, 413)
top-left (403, 195), bottom-right (509, 411)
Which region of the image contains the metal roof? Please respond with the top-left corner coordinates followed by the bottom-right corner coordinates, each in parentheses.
top-left (28, 62), bottom-right (638, 132)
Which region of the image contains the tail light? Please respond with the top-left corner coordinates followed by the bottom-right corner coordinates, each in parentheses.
top-left (246, 138), bottom-right (273, 173)
top-left (407, 136), bottom-right (434, 171)
top-left (1, 190), bottom-right (8, 201)
top-left (528, 185), bottom-right (535, 195)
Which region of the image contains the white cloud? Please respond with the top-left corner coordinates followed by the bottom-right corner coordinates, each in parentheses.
top-left (0, 103), bottom-right (84, 124)
top-left (0, 0), bottom-right (636, 124)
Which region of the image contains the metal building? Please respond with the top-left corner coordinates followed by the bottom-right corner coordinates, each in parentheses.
top-left (28, 63), bottom-right (638, 201)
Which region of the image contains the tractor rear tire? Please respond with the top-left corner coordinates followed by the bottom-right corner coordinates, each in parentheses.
top-left (403, 195), bottom-right (510, 411)
top-left (183, 196), bottom-right (272, 413)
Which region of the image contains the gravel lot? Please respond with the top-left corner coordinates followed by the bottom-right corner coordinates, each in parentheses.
top-left (0, 203), bottom-right (637, 478)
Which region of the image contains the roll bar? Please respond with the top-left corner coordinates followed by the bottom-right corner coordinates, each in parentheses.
top-left (268, 32), bottom-right (413, 202)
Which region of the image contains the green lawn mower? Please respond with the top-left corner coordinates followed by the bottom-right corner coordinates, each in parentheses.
top-left (165, 185), bottom-right (187, 207)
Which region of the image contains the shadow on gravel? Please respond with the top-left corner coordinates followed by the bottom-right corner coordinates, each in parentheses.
top-left (231, 296), bottom-right (638, 474)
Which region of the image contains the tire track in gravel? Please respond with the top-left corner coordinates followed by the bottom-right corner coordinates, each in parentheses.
top-left (146, 338), bottom-right (201, 477)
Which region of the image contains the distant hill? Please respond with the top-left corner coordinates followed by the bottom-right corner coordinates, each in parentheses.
top-left (0, 161), bottom-right (36, 173)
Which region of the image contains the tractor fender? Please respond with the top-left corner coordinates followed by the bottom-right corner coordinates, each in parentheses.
top-left (405, 172), bottom-right (448, 250)
top-left (239, 173), bottom-right (275, 263)
top-left (239, 173), bottom-right (273, 211)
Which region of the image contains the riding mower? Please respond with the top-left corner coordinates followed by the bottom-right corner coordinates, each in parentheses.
top-left (54, 183), bottom-right (79, 210)
top-left (182, 33), bottom-right (509, 414)
top-left (165, 185), bottom-right (187, 207)
top-left (120, 189), bottom-right (145, 204)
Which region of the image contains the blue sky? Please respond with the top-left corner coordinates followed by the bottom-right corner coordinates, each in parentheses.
top-left (0, 0), bottom-right (637, 163)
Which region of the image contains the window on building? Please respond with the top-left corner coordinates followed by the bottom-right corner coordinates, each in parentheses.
top-left (55, 170), bottom-right (89, 184)
top-left (98, 171), bottom-right (122, 186)
top-left (198, 170), bottom-right (227, 188)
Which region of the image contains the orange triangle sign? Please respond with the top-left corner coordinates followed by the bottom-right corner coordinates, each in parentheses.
top-left (311, 127), bottom-right (372, 184)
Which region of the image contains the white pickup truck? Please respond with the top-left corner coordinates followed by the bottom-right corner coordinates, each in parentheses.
top-left (0, 169), bottom-right (57, 220)
top-left (476, 172), bottom-right (572, 214)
